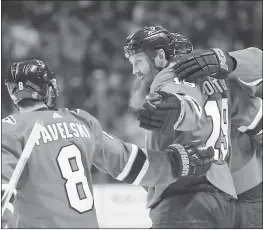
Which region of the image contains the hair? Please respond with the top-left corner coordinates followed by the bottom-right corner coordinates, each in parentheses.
top-left (17, 99), bottom-right (46, 109)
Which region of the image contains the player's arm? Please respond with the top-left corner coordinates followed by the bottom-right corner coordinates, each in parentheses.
top-left (138, 82), bottom-right (203, 134)
top-left (229, 80), bottom-right (262, 139)
top-left (92, 123), bottom-right (214, 187)
top-left (1, 123), bottom-right (23, 228)
top-left (229, 47), bottom-right (262, 90)
top-left (93, 132), bottom-right (178, 187)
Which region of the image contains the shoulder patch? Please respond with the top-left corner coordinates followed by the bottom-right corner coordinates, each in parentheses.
top-left (173, 77), bottom-right (196, 87)
top-left (2, 115), bottom-right (16, 125)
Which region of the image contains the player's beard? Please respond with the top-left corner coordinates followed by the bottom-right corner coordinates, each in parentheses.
top-left (129, 75), bottom-right (152, 111)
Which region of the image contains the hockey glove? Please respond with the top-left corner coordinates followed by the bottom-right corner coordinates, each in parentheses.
top-left (173, 48), bottom-right (237, 82)
top-left (138, 91), bottom-right (184, 134)
top-left (167, 144), bottom-right (215, 177)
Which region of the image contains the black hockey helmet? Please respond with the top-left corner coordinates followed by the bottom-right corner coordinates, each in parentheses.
top-left (5, 59), bottom-right (59, 108)
top-left (124, 26), bottom-right (175, 61)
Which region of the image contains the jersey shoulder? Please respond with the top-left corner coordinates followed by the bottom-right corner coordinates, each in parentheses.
top-left (61, 108), bottom-right (102, 132)
top-left (62, 108), bottom-right (99, 123)
top-left (151, 65), bottom-right (175, 91)
top-left (229, 47), bottom-right (262, 67)
top-left (151, 64), bottom-right (200, 97)
top-left (2, 114), bottom-right (17, 125)
top-left (2, 113), bottom-right (28, 136)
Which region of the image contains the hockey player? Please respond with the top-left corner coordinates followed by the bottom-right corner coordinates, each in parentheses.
top-left (1, 59), bottom-right (215, 228)
top-left (124, 26), bottom-right (262, 228)
top-left (173, 47), bottom-right (262, 228)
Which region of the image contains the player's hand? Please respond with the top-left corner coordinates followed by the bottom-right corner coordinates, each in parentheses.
top-left (138, 91), bottom-right (184, 135)
top-left (173, 49), bottom-right (236, 82)
top-left (167, 144), bottom-right (215, 177)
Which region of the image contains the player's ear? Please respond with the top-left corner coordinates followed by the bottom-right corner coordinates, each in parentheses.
top-left (154, 49), bottom-right (167, 68)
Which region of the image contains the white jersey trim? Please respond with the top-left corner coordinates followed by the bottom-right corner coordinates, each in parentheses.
top-left (238, 77), bottom-right (262, 87)
top-left (116, 144), bottom-right (138, 181)
top-left (238, 97), bottom-right (262, 132)
top-left (132, 149), bottom-right (149, 185)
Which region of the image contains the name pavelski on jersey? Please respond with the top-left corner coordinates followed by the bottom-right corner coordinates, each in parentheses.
top-left (35, 122), bottom-right (91, 145)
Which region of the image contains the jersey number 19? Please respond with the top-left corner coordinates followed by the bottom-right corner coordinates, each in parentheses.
top-left (204, 98), bottom-right (229, 161)
top-left (57, 144), bottom-right (93, 213)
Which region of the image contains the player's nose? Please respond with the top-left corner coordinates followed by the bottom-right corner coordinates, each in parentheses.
top-left (132, 66), bottom-right (138, 75)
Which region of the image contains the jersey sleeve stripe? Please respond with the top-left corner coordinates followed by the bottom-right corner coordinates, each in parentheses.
top-left (116, 144), bottom-right (139, 181)
top-left (244, 118), bottom-right (262, 136)
top-left (256, 129), bottom-right (262, 135)
top-left (120, 148), bottom-right (147, 184)
top-left (238, 77), bottom-right (262, 86)
top-left (170, 93), bottom-right (185, 129)
top-left (238, 98), bottom-right (262, 133)
top-left (132, 149), bottom-right (150, 185)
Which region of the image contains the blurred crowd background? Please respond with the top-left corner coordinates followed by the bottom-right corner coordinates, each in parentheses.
top-left (2, 1), bottom-right (262, 183)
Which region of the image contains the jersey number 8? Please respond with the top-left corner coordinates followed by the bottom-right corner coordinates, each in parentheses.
top-left (57, 144), bottom-right (93, 213)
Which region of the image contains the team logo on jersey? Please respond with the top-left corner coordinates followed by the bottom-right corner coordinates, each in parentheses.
top-left (2, 115), bottom-right (16, 125)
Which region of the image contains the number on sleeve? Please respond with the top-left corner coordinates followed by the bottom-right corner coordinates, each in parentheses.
top-left (204, 98), bottom-right (229, 160)
top-left (173, 77), bottom-right (196, 87)
top-left (57, 144), bottom-right (93, 213)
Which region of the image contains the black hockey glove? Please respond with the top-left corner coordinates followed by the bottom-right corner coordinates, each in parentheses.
top-left (166, 144), bottom-right (215, 177)
top-left (138, 91), bottom-right (184, 135)
top-left (173, 48), bottom-right (237, 82)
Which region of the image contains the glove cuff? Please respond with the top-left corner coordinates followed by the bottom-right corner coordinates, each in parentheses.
top-left (211, 48), bottom-right (235, 73)
top-left (230, 56), bottom-right (237, 71)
